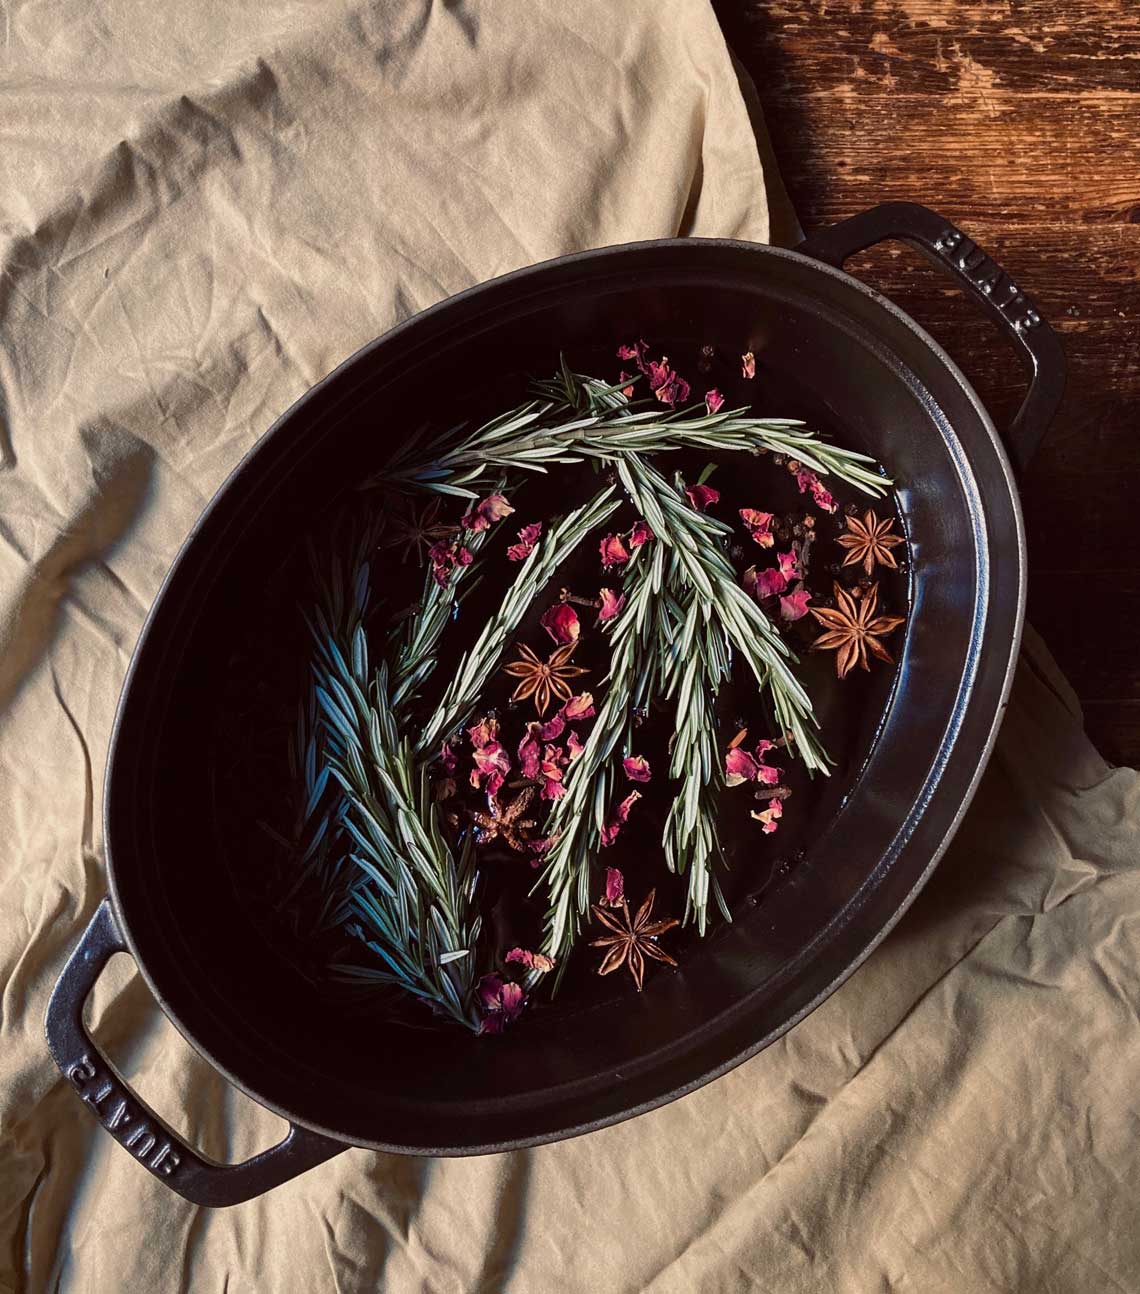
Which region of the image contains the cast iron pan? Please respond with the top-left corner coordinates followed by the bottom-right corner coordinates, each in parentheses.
top-left (45, 204), bottom-right (1064, 1206)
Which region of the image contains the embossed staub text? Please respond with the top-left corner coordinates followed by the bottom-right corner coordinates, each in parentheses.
top-left (67, 1054), bottom-right (182, 1176)
top-left (933, 226), bottom-right (1042, 334)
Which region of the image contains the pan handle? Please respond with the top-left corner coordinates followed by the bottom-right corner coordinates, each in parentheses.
top-left (796, 201), bottom-right (1065, 473)
top-left (45, 898), bottom-right (347, 1208)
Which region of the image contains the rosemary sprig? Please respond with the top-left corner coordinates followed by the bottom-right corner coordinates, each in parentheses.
top-left (622, 453), bottom-right (828, 772)
top-left (376, 372), bottom-right (888, 502)
top-left (415, 485), bottom-right (621, 758)
top-left (313, 593), bottom-right (482, 1031)
top-left (658, 571), bottom-right (732, 934)
top-left (389, 490), bottom-right (502, 715)
top-left (533, 543), bottom-right (666, 980)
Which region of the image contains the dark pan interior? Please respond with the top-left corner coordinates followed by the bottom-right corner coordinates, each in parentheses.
top-left (105, 242), bottom-right (1022, 1153)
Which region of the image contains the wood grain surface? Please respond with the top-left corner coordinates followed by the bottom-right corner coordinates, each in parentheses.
top-left (717, 0), bottom-right (1140, 763)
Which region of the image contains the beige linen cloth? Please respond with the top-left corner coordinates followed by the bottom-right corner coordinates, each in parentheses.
top-left (2, 1), bottom-right (1138, 1289)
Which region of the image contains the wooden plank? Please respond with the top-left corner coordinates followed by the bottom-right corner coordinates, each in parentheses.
top-left (716, 0), bottom-right (1140, 762)
top-left (735, 0), bottom-right (1140, 96)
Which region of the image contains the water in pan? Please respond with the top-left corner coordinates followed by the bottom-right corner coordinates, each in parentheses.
top-left (212, 341), bottom-right (909, 1033)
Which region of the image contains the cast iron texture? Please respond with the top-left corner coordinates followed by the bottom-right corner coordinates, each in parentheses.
top-left (46, 204), bottom-right (1063, 1206)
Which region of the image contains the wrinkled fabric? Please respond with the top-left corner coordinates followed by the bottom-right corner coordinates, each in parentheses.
top-left (2, 1), bottom-right (1138, 1291)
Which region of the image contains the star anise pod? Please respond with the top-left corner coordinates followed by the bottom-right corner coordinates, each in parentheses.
top-left (470, 786), bottom-right (537, 851)
top-left (382, 497), bottom-right (458, 564)
top-left (503, 641), bottom-right (587, 716)
top-left (590, 888), bottom-right (679, 991)
top-left (836, 508), bottom-right (904, 576)
top-left (810, 581), bottom-right (906, 679)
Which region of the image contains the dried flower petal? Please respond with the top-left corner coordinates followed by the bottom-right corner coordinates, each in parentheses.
top-left (685, 483), bottom-right (720, 512)
top-left (752, 798), bottom-right (783, 834)
top-left (604, 867), bottom-right (625, 906)
top-left (471, 742), bottom-right (510, 799)
top-left (540, 602), bottom-right (580, 645)
top-left (726, 740), bottom-right (781, 788)
top-left (740, 508), bottom-right (775, 548)
top-left (705, 388), bottom-right (724, 414)
top-left (777, 550), bottom-right (799, 581)
top-left (540, 744), bottom-right (568, 801)
top-left (794, 468), bottom-right (837, 515)
top-left (742, 351), bottom-right (756, 379)
top-left (477, 974), bottom-right (526, 1033)
top-left (779, 586), bottom-right (813, 622)
top-left (507, 521), bottom-right (542, 562)
top-left (597, 588), bottom-right (626, 623)
top-left (746, 566), bottom-right (788, 600)
top-left (617, 340), bottom-right (647, 364)
top-left (563, 692), bottom-right (596, 721)
top-left (505, 947), bottom-right (556, 973)
top-left (517, 724), bottom-right (542, 780)
top-left (540, 712), bottom-right (566, 742)
top-left (566, 730), bottom-right (585, 763)
top-left (468, 716), bottom-right (499, 750)
top-left (439, 741), bottom-right (457, 774)
top-left (725, 746), bottom-right (760, 787)
top-left (645, 356), bottom-right (691, 407)
top-left (600, 533), bottom-right (631, 569)
top-left (628, 520), bottom-right (655, 549)
top-left (528, 835), bottom-right (558, 867)
top-left (619, 370), bottom-right (636, 399)
top-left (623, 754), bottom-right (652, 783)
top-left (462, 492), bottom-right (514, 533)
top-left (601, 790), bottom-right (642, 847)
top-left (428, 538), bottom-right (473, 587)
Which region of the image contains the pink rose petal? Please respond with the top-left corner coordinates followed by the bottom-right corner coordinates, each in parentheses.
top-left (747, 567), bottom-right (788, 600)
top-left (705, 388), bottom-right (725, 414)
top-left (540, 602), bottom-right (580, 645)
top-left (505, 947), bottom-right (556, 973)
top-left (563, 693), bottom-right (596, 720)
top-left (528, 835), bottom-right (557, 867)
top-left (757, 761), bottom-right (781, 786)
top-left (597, 588), bottom-right (626, 623)
top-left (623, 754), bottom-right (652, 783)
top-left (476, 974), bottom-right (526, 1033)
top-left (753, 798), bottom-right (783, 834)
top-left (656, 371), bottom-right (691, 406)
top-left (566, 730), bottom-right (585, 763)
top-left (628, 520), bottom-right (654, 549)
top-left (603, 867), bottom-right (625, 906)
top-left (470, 717), bottom-right (510, 797)
top-left (740, 508), bottom-right (775, 548)
top-left (471, 742), bottom-right (510, 799)
top-left (685, 483), bottom-right (720, 512)
top-left (600, 790), bottom-right (642, 847)
top-left (429, 539), bottom-right (466, 587)
top-left (468, 716), bottom-right (499, 750)
top-left (777, 550), bottom-right (799, 581)
top-left (794, 468), bottom-right (837, 515)
top-left (517, 724), bottom-right (542, 780)
top-left (619, 370), bottom-right (636, 399)
top-left (540, 712), bottom-right (566, 742)
top-left (779, 586), bottom-right (813, 622)
top-left (462, 493), bottom-right (514, 533)
top-left (741, 350), bottom-right (756, 380)
top-left (507, 521), bottom-right (542, 562)
top-left (725, 747), bottom-right (760, 787)
top-left (540, 744), bottom-right (568, 801)
top-left (617, 340), bottom-right (648, 365)
top-left (600, 533), bottom-right (630, 569)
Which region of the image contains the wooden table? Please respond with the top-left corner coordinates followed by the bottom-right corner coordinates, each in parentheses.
top-left (717, 0), bottom-right (1140, 764)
